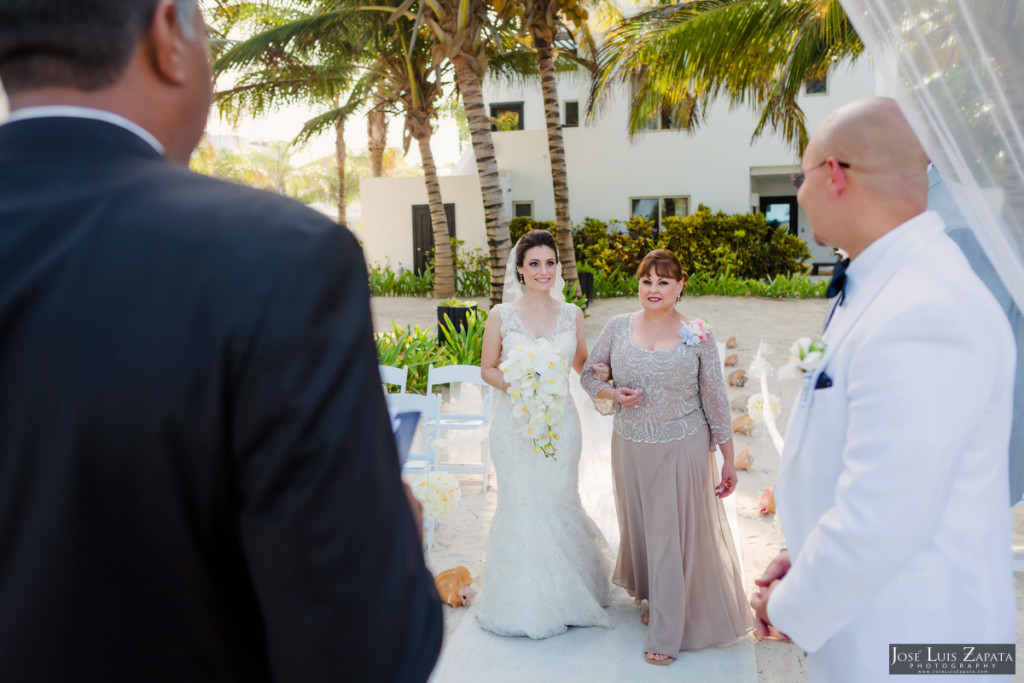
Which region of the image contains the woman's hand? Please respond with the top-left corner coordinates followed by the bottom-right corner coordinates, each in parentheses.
top-left (589, 362), bottom-right (612, 382)
top-left (613, 386), bottom-right (642, 408)
top-left (715, 460), bottom-right (738, 498)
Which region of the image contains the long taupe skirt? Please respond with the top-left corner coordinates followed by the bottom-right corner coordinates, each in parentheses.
top-left (611, 423), bottom-right (754, 655)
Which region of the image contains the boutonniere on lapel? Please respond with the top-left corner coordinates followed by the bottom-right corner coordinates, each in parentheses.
top-left (778, 337), bottom-right (826, 379)
top-left (678, 318), bottom-right (709, 346)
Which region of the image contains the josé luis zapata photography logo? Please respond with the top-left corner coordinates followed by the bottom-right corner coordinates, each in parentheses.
top-left (889, 644), bottom-right (1015, 675)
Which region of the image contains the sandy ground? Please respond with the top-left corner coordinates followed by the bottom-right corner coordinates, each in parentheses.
top-left (371, 294), bottom-right (1024, 683)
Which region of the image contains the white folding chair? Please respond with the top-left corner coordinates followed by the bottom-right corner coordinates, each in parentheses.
top-left (386, 392), bottom-right (441, 548)
top-left (426, 364), bottom-right (493, 491)
top-left (378, 364), bottom-right (409, 394)
top-left (386, 392), bottom-right (440, 476)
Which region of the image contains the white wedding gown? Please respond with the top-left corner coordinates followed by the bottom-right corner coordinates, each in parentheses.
top-left (475, 302), bottom-right (612, 639)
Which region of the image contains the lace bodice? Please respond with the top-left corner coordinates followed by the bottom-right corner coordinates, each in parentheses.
top-left (496, 301), bottom-right (578, 366)
top-left (580, 313), bottom-right (732, 445)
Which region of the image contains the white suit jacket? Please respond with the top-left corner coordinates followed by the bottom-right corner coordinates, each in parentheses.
top-left (769, 211), bottom-right (1016, 682)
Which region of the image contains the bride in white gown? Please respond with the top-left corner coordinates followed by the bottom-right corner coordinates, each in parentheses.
top-left (476, 230), bottom-right (611, 638)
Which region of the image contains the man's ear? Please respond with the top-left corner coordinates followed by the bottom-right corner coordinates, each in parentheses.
top-left (146, 0), bottom-right (189, 86)
top-left (827, 156), bottom-right (847, 198)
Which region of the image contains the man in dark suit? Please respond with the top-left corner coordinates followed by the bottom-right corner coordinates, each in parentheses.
top-left (0, 1), bottom-right (442, 681)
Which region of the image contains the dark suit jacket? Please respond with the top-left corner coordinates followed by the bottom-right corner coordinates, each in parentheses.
top-left (0, 117), bottom-right (442, 682)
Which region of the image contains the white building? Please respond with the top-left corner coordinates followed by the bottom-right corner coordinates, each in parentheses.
top-left (361, 60), bottom-right (881, 272)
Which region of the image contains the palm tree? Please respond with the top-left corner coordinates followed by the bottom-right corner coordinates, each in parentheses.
top-left (214, 1), bottom-right (458, 297)
top-left (515, 0), bottom-right (596, 295)
top-left (597, 0), bottom-right (1021, 242)
top-left (594, 0), bottom-right (864, 154)
top-left (376, 22), bottom-right (457, 297)
top-left (209, 1), bottom-right (374, 224)
top-left (390, 0), bottom-right (520, 305)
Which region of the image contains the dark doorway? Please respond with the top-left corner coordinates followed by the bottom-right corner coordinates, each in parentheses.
top-left (760, 196), bottom-right (798, 236)
top-left (412, 203), bottom-right (456, 275)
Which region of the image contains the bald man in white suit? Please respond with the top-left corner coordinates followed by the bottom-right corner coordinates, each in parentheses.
top-left (750, 98), bottom-right (1016, 682)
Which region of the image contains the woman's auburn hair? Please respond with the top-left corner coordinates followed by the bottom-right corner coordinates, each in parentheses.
top-left (636, 249), bottom-right (688, 284)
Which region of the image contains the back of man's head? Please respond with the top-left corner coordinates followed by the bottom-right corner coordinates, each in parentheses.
top-left (0, 0), bottom-right (196, 94)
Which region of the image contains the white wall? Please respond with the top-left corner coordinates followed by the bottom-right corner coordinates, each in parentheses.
top-left (360, 175), bottom-right (489, 271)
top-left (361, 59), bottom-right (880, 268)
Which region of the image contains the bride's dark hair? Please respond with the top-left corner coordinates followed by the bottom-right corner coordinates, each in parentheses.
top-left (515, 230), bottom-right (558, 284)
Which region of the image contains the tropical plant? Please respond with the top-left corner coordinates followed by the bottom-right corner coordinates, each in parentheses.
top-left (375, 322), bottom-right (449, 393)
top-left (386, 0), bottom-right (519, 306)
top-left (208, 1), bottom-right (376, 224)
top-left (511, 0), bottom-right (601, 297)
top-left (440, 309), bottom-right (489, 365)
top-left (212, 0), bottom-right (458, 297)
top-left (369, 263), bottom-right (435, 296)
top-left (594, 0), bottom-right (865, 153)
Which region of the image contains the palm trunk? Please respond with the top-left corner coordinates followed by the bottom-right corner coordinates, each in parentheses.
top-left (452, 55), bottom-right (511, 307)
top-left (417, 133), bottom-right (456, 298)
top-left (335, 115), bottom-right (347, 225)
top-left (368, 102), bottom-right (388, 177)
top-left (534, 36), bottom-right (579, 298)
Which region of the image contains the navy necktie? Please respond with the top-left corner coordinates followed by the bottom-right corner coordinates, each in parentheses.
top-left (823, 258), bottom-right (850, 332)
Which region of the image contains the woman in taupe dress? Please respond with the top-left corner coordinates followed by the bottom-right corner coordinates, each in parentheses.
top-left (581, 249), bottom-right (753, 665)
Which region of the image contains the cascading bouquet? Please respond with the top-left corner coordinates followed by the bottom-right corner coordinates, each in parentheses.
top-left (413, 471), bottom-right (462, 521)
top-left (499, 339), bottom-right (569, 459)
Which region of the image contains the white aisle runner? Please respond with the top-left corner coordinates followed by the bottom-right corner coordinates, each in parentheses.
top-left (430, 447), bottom-right (757, 683)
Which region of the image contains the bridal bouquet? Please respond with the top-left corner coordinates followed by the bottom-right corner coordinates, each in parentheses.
top-left (413, 471), bottom-right (461, 521)
top-left (499, 339), bottom-right (569, 459)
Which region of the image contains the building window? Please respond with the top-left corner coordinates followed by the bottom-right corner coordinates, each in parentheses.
top-left (513, 201), bottom-right (534, 218)
top-left (564, 101), bottom-right (579, 127)
top-left (629, 196), bottom-right (690, 233)
top-left (805, 76), bottom-right (827, 95)
top-left (489, 102), bottom-right (524, 131)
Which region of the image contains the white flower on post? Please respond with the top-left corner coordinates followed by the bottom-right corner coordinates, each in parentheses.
top-left (746, 393), bottom-right (781, 424)
top-left (413, 471), bottom-right (461, 520)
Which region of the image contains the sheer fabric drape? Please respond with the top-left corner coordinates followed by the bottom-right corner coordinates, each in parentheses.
top-left (838, 0), bottom-right (1024, 309)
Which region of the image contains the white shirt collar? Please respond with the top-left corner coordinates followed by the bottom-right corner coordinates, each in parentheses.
top-left (844, 210), bottom-right (944, 302)
top-left (5, 105), bottom-right (164, 155)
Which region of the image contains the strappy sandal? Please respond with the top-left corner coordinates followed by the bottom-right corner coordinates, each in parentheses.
top-left (645, 652), bottom-right (675, 666)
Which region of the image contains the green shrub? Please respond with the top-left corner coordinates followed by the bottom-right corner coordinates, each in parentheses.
top-left (571, 218), bottom-right (610, 264)
top-left (659, 205), bottom-right (811, 280)
top-left (369, 263), bottom-right (434, 296)
top-left (375, 322), bottom-right (448, 393)
top-left (439, 309), bottom-right (488, 365)
top-left (452, 240), bottom-right (489, 297)
top-left (685, 271), bottom-right (827, 298)
top-left (509, 216), bottom-right (556, 245)
top-left (594, 269), bottom-right (639, 298)
top-left (376, 310), bottom-right (491, 392)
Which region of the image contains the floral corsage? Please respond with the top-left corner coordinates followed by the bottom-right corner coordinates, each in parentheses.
top-left (778, 337), bottom-right (826, 379)
top-left (678, 318), bottom-right (709, 346)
